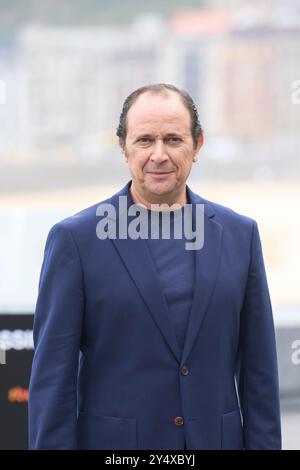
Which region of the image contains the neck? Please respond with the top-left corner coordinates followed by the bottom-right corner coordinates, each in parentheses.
top-left (129, 184), bottom-right (187, 211)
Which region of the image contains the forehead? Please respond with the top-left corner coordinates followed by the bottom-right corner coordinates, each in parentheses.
top-left (126, 91), bottom-right (191, 135)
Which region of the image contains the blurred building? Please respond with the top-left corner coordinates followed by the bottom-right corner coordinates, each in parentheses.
top-left (169, 8), bottom-right (300, 176)
top-left (170, 9), bottom-right (300, 140)
top-left (17, 15), bottom-right (168, 163)
top-left (0, 39), bottom-right (19, 162)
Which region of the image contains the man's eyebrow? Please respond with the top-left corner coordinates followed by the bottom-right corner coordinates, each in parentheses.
top-left (134, 132), bottom-right (183, 140)
top-left (135, 134), bottom-right (153, 140)
top-left (164, 133), bottom-right (183, 138)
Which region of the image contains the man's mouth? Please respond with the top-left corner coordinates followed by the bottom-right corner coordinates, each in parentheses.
top-left (147, 171), bottom-right (174, 176)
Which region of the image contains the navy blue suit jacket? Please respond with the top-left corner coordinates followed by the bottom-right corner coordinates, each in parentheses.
top-left (28, 181), bottom-right (281, 449)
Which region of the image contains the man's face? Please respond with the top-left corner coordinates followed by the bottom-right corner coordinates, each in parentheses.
top-left (120, 91), bottom-right (203, 205)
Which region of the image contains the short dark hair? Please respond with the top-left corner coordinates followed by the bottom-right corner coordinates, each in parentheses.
top-left (116, 83), bottom-right (203, 148)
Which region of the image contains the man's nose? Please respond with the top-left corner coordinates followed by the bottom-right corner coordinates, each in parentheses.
top-left (150, 140), bottom-right (169, 163)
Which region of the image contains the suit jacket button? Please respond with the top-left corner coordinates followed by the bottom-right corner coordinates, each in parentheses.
top-left (174, 416), bottom-right (184, 426)
top-left (180, 365), bottom-right (189, 376)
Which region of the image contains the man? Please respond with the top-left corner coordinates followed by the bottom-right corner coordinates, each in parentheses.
top-left (29, 84), bottom-right (281, 450)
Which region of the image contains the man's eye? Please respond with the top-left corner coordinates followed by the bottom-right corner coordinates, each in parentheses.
top-left (138, 137), bottom-right (151, 143)
top-left (167, 137), bottom-right (181, 144)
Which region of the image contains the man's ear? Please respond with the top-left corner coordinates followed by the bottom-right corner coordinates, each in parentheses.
top-left (193, 134), bottom-right (204, 162)
top-left (119, 137), bottom-right (125, 151)
top-left (119, 138), bottom-right (128, 162)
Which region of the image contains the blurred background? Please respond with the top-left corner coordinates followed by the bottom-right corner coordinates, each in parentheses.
top-left (0, 0), bottom-right (299, 449)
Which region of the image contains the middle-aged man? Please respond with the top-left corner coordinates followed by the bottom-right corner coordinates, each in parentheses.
top-left (29, 84), bottom-right (281, 450)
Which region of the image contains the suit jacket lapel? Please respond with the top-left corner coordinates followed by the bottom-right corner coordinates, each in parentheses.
top-left (108, 182), bottom-right (182, 363)
top-left (181, 188), bottom-right (223, 365)
top-left (111, 236), bottom-right (182, 364)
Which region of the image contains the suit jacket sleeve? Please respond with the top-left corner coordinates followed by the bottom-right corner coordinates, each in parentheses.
top-left (28, 222), bottom-right (85, 449)
top-left (236, 220), bottom-right (282, 449)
